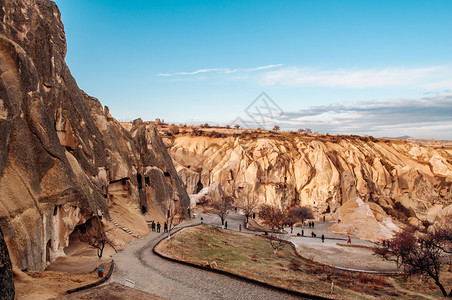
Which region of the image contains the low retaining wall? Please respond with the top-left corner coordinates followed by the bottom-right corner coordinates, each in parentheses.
top-left (66, 260), bottom-right (115, 294)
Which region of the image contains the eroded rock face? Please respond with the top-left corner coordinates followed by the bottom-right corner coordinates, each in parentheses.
top-left (165, 133), bottom-right (452, 228)
top-left (0, 226), bottom-right (14, 300)
top-left (330, 198), bottom-right (400, 242)
top-left (0, 0), bottom-right (189, 270)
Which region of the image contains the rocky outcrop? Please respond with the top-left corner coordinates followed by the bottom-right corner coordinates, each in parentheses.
top-left (0, 0), bottom-right (189, 271)
top-left (330, 198), bottom-right (399, 242)
top-left (0, 226), bottom-right (14, 300)
top-left (164, 132), bottom-right (452, 233)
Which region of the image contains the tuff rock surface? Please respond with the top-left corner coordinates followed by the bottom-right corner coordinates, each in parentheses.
top-left (0, 0), bottom-right (189, 271)
top-left (163, 132), bottom-right (452, 240)
top-left (0, 226), bottom-right (14, 299)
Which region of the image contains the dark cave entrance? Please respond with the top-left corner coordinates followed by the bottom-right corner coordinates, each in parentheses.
top-left (46, 239), bottom-right (51, 263)
top-left (137, 173), bottom-right (143, 190)
top-left (196, 181), bottom-right (204, 193)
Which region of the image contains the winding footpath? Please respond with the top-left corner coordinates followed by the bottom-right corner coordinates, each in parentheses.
top-left (110, 216), bottom-right (303, 300)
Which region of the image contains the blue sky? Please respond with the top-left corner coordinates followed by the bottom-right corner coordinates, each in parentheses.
top-left (54, 0), bottom-right (452, 139)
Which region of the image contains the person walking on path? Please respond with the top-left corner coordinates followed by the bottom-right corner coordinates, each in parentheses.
top-left (201, 217), bottom-right (203, 224)
top-left (302, 229), bottom-right (304, 236)
top-left (321, 234), bottom-right (325, 243)
top-left (291, 225), bottom-right (293, 233)
top-left (347, 236), bottom-right (351, 244)
top-left (225, 221), bottom-right (228, 229)
top-left (164, 222), bottom-right (168, 233)
top-left (239, 224), bottom-right (242, 231)
top-left (157, 222), bottom-right (161, 233)
top-left (151, 221), bottom-right (155, 232)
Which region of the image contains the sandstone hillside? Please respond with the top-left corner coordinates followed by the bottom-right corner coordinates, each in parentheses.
top-left (0, 0), bottom-right (189, 272)
top-left (157, 126), bottom-right (452, 240)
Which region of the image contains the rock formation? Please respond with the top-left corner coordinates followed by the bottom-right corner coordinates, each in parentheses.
top-left (0, 226), bottom-right (14, 299)
top-left (163, 130), bottom-right (452, 239)
top-left (0, 0), bottom-right (189, 271)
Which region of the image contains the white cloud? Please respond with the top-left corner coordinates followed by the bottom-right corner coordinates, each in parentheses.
top-left (276, 93), bottom-right (452, 139)
top-left (245, 64), bottom-right (284, 72)
top-left (156, 64), bottom-right (283, 77)
top-left (259, 66), bottom-right (452, 89)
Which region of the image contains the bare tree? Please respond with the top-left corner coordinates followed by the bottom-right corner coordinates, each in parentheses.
top-left (272, 125), bottom-right (280, 131)
top-left (77, 217), bottom-right (115, 259)
top-left (266, 233), bottom-right (288, 254)
top-left (168, 124), bottom-right (180, 135)
top-left (238, 195), bottom-right (259, 224)
top-left (258, 204), bottom-right (287, 233)
top-left (166, 199), bottom-right (183, 239)
top-left (211, 195), bottom-right (234, 226)
top-left (375, 225), bottom-right (452, 297)
top-left (288, 206), bottom-right (314, 226)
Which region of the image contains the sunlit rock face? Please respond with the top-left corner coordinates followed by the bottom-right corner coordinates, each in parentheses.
top-left (0, 0), bottom-right (189, 270)
top-left (164, 132), bottom-right (452, 236)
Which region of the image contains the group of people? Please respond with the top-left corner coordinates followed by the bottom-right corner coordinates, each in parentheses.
top-left (150, 221), bottom-right (168, 233)
top-left (308, 221), bottom-right (315, 228)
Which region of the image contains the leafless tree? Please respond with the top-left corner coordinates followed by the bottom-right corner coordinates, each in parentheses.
top-left (238, 195), bottom-right (259, 224)
top-left (258, 204), bottom-right (287, 233)
top-left (77, 217), bottom-right (115, 259)
top-left (266, 233), bottom-right (288, 254)
top-left (375, 225), bottom-right (452, 297)
top-left (168, 124), bottom-right (180, 135)
top-left (288, 206), bottom-right (314, 227)
top-left (211, 195), bottom-right (234, 226)
top-left (166, 199), bottom-right (183, 239)
top-left (272, 125), bottom-right (280, 131)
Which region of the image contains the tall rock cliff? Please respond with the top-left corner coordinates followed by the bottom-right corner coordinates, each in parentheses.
top-left (0, 0), bottom-right (189, 271)
top-left (0, 226), bottom-right (14, 300)
top-left (164, 130), bottom-right (452, 235)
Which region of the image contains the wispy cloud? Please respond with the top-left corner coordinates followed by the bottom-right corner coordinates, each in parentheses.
top-left (259, 66), bottom-right (452, 89)
top-left (245, 64), bottom-right (284, 72)
top-left (157, 64), bottom-right (452, 91)
top-left (277, 93), bottom-right (452, 139)
top-left (156, 64), bottom-right (283, 77)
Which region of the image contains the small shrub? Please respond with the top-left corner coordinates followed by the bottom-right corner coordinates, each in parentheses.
top-left (359, 274), bottom-right (368, 283)
top-left (289, 259), bottom-right (301, 271)
top-left (380, 159), bottom-right (395, 172)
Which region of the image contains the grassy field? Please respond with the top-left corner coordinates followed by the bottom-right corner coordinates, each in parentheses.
top-left (156, 225), bottom-right (416, 299)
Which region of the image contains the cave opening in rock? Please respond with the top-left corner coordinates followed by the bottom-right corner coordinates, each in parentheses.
top-left (164, 171), bottom-right (170, 177)
top-left (145, 176), bottom-right (150, 186)
top-left (64, 219), bottom-right (101, 258)
top-left (196, 181), bottom-right (204, 193)
top-left (137, 173), bottom-right (143, 190)
top-left (46, 239), bottom-right (51, 263)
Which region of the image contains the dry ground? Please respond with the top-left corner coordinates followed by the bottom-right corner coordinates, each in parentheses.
top-left (156, 225), bottom-right (450, 299)
top-left (14, 261), bottom-right (112, 300)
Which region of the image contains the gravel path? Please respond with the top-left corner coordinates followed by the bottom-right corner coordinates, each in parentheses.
top-left (111, 216), bottom-right (303, 300)
top-left (111, 211), bottom-right (397, 299)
